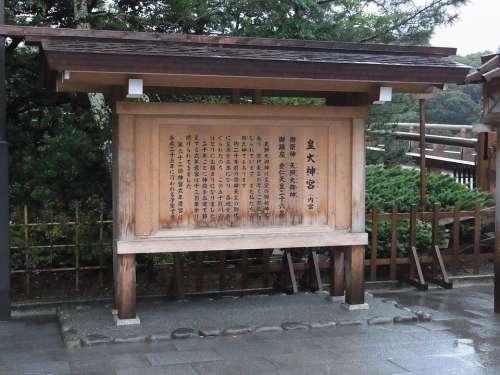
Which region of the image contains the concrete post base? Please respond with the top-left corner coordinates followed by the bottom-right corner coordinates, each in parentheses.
top-left (112, 310), bottom-right (141, 326)
top-left (342, 303), bottom-right (369, 311)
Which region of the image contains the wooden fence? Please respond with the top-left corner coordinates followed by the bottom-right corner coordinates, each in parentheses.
top-left (9, 203), bottom-right (495, 301)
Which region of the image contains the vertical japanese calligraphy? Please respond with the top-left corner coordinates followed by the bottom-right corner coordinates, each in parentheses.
top-left (159, 126), bottom-right (327, 228)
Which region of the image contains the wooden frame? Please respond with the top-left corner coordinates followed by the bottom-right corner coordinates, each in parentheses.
top-left (113, 102), bottom-right (369, 317)
top-left (115, 102), bottom-right (369, 250)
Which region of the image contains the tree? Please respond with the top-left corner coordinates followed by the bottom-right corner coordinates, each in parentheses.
top-left (112, 0), bottom-right (466, 43)
top-left (4, 0), bottom-right (469, 212)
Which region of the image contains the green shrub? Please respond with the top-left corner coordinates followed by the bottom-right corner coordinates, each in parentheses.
top-left (366, 165), bottom-right (493, 258)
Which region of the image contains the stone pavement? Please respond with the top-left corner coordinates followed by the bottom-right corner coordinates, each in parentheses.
top-left (1, 285), bottom-right (500, 374)
top-left (57, 292), bottom-right (418, 346)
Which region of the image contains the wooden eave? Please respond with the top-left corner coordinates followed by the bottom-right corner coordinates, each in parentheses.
top-left (0, 25), bottom-right (458, 57)
top-left (465, 54), bottom-right (500, 84)
top-left (0, 25), bottom-right (470, 96)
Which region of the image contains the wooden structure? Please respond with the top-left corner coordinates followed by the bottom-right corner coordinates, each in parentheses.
top-left (0, 25), bottom-right (469, 321)
top-left (9, 202), bottom-right (496, 300)
top-left (466, 53), bottom-right (500, 313)
top-left (370, 123), bottom-right (496, 191)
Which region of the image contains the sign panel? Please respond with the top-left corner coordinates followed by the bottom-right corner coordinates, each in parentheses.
top-left (115, 102), bottom-right (369, 246)
top-left (158, 126), bottom-right (328, 228)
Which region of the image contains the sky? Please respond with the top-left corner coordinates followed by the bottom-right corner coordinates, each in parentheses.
top-left (430, 0), bottom-right (500, 56)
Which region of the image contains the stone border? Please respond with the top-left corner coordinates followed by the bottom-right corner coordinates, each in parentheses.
top-left (56, 296), bottom-right (432, 349)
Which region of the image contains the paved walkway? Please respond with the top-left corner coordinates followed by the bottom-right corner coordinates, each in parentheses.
top-left (1, 285), bottom-right (499, 374)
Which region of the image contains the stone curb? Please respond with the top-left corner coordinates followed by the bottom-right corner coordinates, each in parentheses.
top-left (56, 297), bottom-right (432, 349)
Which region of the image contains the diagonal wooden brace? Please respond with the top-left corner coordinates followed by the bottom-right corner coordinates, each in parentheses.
top-left (278, 249), bottom-right (298, 294)
top-left (303, 249), bottom-right (324, 292)
top-left (403, 246), bottom-right (428, 291)
top-left (429, 245), bottom-right (453, 289)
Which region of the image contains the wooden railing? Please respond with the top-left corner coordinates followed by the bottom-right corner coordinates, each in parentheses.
top-left (9, 203), bottom-right (495, 301)
top-left (368, 123), bottom-right (495, 191)
top-left (366, 202), bottom-right (494, 282)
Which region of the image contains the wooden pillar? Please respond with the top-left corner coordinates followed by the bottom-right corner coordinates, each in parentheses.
top-left (116, 254), bottom-right (136, 319)
top-left (252, 89), bottom-right (263, 104)
top-left (330, 248), bottom-right (344, 297)
top-left (476, 132), bottom-right (489, 190)
top-left (345, 118), bottom-right (366, 306)
top-left (419, 99), bottom-right (427, 209)
top-left (345, 246), bottom-right (365, 305)
top-left (495, 129), bottom-right (500, 313)
top-left (231, 89), bottom-right (241, 104)
top-left (112, 95), bottom-right (138, 320)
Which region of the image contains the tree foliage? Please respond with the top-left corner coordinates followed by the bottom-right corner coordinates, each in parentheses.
top-left (5, 0), bottom-right (470, 211)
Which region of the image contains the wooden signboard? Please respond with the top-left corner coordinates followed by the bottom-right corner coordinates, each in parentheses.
top-left (114, 102), bottom-right (368, 255)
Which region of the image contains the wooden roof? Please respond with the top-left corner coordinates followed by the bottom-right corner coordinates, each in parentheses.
top-left (0, 25), bottom-right (470, 97)
top-left (465, 53), bottom-right (500, 126)
top-left (465, 54), bottom-right (500, 84)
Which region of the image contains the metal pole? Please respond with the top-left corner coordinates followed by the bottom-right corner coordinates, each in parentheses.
top-left (419, 99), bottom-right (427, 210)
top-left (0, 0), bottom-right (11, 321)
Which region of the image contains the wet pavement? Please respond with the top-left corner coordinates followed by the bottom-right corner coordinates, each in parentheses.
top-left (58, 291), bottom-right (414, 343)
top-left (1, 285), bottom-right (500, 374)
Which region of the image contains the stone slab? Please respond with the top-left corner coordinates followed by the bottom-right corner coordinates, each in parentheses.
top-left (146, 349), bottom-right (223, 366)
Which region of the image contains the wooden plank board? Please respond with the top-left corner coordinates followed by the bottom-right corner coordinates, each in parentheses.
top-left (58, 72), bottom-right (437, 96)
top-left (116, 102), bottom-right (368, 119)
top-left (334, 120), bottom-right (352, 230)
top-left (117, 230), bottom-right (368, 254)
top-left (135, 117), bottom-right (153, 236)
top-left (117, 114), bottom-right (136, 240)
top-left (351, 118), bottom-right (365, 232)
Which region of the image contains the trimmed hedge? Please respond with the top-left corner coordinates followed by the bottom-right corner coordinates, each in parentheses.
top-left (366, 165), bottom-right (493, 258)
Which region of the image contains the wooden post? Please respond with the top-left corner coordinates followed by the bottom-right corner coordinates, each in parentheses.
top-left (431, 203), bottom-right (439, 278)
top-left (409, 204), bottom-right (417, 280)
top-left (112, 92), bottom-right (138, 321)
top-left (195, 252), bottom-right (204, 292)
top-left (74, 204), bottom-right (80, 291)
top-left (407, 204), bottom-right (427, 290)
top-left (452, 203), bottom-right (460, 273)
top-left (330, 248), bottom-right (345, 297)
top-left (495, 129), bottom-right (500, 313)
top-left (370, 209), bottom-right (378, 281)
top-left (262, 249), bottom-right (272, 288)
top-left (98, 201), bottom-right (105, 287)
top-left (419, 99), bottom-right (427, 209)
top-left (476, 132), bottom-right (489, 190)
top-left (390, 205), bottom-right (398, 280)
top-left (231, 89), bottom-right (241, 104)
top-left (173, 253), bottom-right (185, 299)
top-left (345, 118), bottom-right (366, 306)
top-left (116, 254), bottom-right (136, 319)
top-left (252, 89), bottom-right (263, 104)
top-left (218, 251), bottom-right (226, 291)
top-left (24, 206), bottom-right (30, 298)
top-left (241, 251), bottom-right (249, 290)
top-left (345, 246), bottom-right (365, 305)
top-left (473, 202), bottom-right (481, 275)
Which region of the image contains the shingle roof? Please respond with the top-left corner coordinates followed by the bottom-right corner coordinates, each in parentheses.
top-left (0, 25), bottom-right (471, 90)
top-left (41, 39), bottom-right (466, 69)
